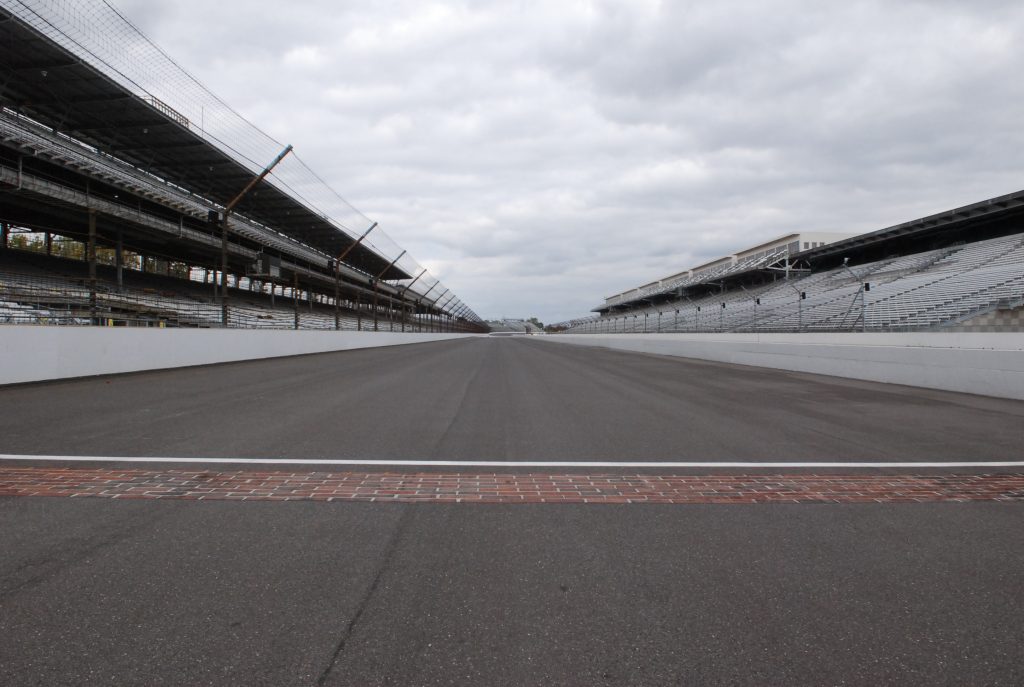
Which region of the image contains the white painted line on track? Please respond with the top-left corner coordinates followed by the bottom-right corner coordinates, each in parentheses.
top-left (1, 454), bottom-right (1023, 468)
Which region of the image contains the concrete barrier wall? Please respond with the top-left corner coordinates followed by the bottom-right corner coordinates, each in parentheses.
top-left (541, 333), bottom-right (1024, 400)
top-left (0, 326), bottom-right (477, 385)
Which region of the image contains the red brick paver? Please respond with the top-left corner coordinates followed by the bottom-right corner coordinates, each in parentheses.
top-left (0, 467), bottom-right (1022, 503)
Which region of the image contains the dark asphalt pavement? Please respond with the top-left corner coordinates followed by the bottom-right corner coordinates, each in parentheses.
top-left (0, 337), bottom-right (1021, 462)
top-left (2, 338), bottom-right (1022, 685)
top-left (1, 497), bottom-right (1021, 686)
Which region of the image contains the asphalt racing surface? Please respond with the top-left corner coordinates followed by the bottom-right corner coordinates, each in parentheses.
top-left (0, 336), bottom-right (1021, 462)
top-left (2, 337), bottom-right (1023, 685)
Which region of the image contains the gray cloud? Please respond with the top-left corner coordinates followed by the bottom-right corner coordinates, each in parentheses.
top-left (114, 0), bottom-right (1024, 322)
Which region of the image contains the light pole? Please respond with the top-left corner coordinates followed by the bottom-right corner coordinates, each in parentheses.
top-left (785, 283), bottom-right (806, 332)
top-left (840, 259), bottom-right (870, 332)
top-left (863, 282), bottom-right (870, 332)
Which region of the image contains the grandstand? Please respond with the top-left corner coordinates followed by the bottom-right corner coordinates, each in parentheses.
top-left (554, 189), bottom-right (1024, 334)
top-left (0, 249), bottom-right (417, 331)
top-left (0, 2), bottom-right (485, 333)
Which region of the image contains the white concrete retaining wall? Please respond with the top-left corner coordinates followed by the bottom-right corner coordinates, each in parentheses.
top-left (542, 333), bottom-right (1024, 400)
top-left (0, 326), bottom-right (477, 385)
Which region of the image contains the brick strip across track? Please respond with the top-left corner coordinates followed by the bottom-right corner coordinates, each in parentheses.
top-left (0, 467), bottom-right (1023, 504)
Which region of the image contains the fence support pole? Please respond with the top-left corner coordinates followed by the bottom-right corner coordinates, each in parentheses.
top-left (220, 144), bottom-right (293, 329)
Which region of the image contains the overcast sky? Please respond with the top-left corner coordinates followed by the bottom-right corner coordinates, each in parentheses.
top-left (115, 0), bottom-right (1024, 323)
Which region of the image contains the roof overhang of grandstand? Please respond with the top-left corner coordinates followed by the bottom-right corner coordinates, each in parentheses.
top-left (795, 188), bottom-right (1024, 267)
top-left (596, 244), bottom-right (798, 313)
top-left (0, 10), bottom-right (410, 281)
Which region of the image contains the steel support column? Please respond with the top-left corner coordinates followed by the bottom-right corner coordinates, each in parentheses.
top-left (372, 281), bottom-right (379, 332)
top-left (115, 230), bottom-right (123, 290)
top-left (87, 210), bottom-right (97, 324)
top-left (293, 272), bottom-right (300, 330)
top-left (334, 267), bottom-right (340, 331)
top-left (219, 218), bottom-right (229, 327)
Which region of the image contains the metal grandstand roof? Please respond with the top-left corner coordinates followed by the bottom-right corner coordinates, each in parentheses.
top-left (597, 246), bottom-right (795, 312)
top-left (0, 6), bottom-right (408, 280)
top-left (799, 188), bottom-right (1024, 264)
